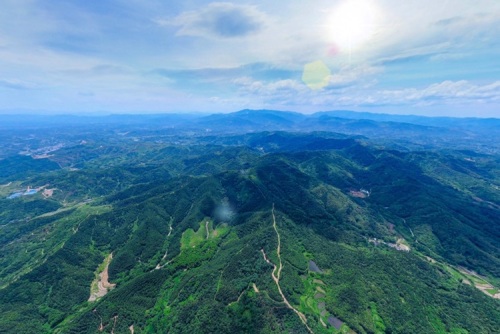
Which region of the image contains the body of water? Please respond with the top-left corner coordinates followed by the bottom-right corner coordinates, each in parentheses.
top-left (7, 189), bottom-right (38, 199)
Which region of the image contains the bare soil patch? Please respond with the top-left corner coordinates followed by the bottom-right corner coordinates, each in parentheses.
top-left (313, 279), bottom-right (325, 285)
top-left (89, 254), bottom-right (116, 302)
top-left (314, 293), bottom-right (325, 299)
top-left (459, 267), bottom-right (499, 299)
top-left (349, 190), bottom-right (367, 198)
top-left (42, 188), bottom-right (56, 198)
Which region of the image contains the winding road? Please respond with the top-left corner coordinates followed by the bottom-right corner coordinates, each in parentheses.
top-left (262, 204), bottom-right (314, 334)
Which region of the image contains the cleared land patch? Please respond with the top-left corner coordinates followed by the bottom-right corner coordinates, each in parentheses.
top-left (299, 259), bottom-right (355, 333)
top-left (180, 219), bottom-right (228, 250)
top-left (89, 253), bottom-right (116, 302)
top-left (458, 267), bottom-right (500, 299)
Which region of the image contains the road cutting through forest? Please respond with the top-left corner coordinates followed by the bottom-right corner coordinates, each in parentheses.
top-left (261, 204), bottom-right (314, 334)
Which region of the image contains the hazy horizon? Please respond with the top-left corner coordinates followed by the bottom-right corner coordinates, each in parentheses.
top-left (0, 108), bottom-right (498, 120)
top-left (1, 1), bottom-right (499, 117)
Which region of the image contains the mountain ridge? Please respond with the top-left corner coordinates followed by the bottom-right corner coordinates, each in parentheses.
top-left (0, 113), bottom-right (498, 333)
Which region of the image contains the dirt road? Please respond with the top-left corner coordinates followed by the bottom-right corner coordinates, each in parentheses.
top-left (261, 205), bottom-right (313, 333)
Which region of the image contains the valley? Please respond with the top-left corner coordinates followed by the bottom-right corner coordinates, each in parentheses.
top-left (0, 110), bottom-right (498, 333)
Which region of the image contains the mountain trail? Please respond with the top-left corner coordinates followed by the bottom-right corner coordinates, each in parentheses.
top-left (93, 309), bottom-right (104, 332)
top-left (167, 218), bottom-right (173, 237)
top-left (153, 218), bottom-right (174, 270)
top-left (261, 204), bottom-right (314, 334)
top-left (110, 315), bottom-right (118, 334)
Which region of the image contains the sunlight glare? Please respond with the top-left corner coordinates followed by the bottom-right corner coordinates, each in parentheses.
top-left (327, 0), bottom-right (379, 52)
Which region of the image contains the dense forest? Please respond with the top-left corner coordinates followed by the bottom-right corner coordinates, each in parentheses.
top-left (0, 111), bottom-right (498, 333)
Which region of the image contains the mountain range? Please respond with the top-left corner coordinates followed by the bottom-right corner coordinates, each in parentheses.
top-left (0, 110), bottom-right (498, 333)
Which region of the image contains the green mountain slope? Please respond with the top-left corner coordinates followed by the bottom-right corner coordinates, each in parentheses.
top-left (0, 131), bottom-right (498, 334)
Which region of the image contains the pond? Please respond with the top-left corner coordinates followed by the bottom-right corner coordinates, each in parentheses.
top-left (7, 189), bottom-right (38, 199)
top-left (308, 260), bottom-right (323, 273)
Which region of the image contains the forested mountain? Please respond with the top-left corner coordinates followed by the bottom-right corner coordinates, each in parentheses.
top-left (0, 111), bottom-right (498, 333)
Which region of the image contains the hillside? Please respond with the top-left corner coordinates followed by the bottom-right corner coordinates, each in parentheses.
top-left (0, 112), bottom-right (499, 333)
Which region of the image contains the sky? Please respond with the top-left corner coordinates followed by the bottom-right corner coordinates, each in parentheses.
top-left (0, 0), bottom-right (499, 117)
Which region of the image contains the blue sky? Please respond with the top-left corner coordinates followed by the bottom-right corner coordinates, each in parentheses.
top-left (0, 0), bottom-right (499, 117)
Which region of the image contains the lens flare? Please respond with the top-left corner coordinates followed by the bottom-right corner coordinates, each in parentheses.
top-left (214, 201), bottom-right (235, 222)
top-left (327, 0), bottom-right (379, 52)
top-left (302, 60), bottom-right (331, 90)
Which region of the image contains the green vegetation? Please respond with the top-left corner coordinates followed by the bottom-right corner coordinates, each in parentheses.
top-left (370, 302), bottom-right (386, 334)
top-left (0, 123), bottom-right (498, 333)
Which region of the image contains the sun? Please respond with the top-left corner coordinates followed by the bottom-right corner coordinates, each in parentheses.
top-left (327, 0), bottom-right (379, 52)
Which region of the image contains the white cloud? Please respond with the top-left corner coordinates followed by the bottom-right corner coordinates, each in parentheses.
top-left (328, 65), bottom-right (381, 87)
top-left (233, 77), bottom-right (305, 98)
top-left (377, 81), bottom-right (500, 104)
top-left (159, 2), bottom-right (268, 38)
top-left (0, 1), bottom-right (499, 115)
top-left (232, 63), bottom-right (381, 101)
top-left (334, 80), bottom-right (500, 110)
top-left (232, 74), bottom-right (500, 111)
top-left (367, 1), bottom-right (500, 62)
